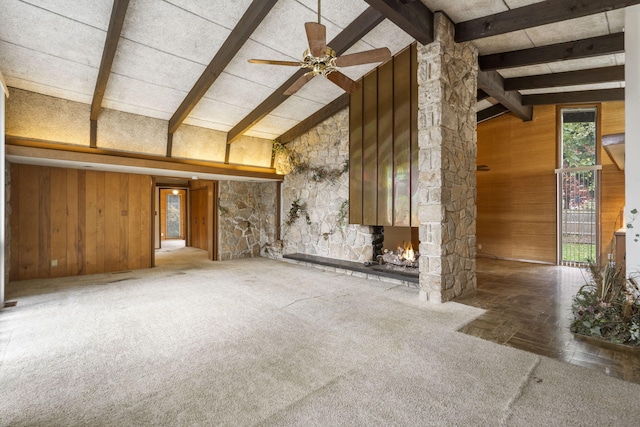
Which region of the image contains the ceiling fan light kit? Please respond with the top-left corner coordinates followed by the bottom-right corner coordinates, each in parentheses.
top-left (248, 0), bottom-right (391, 95)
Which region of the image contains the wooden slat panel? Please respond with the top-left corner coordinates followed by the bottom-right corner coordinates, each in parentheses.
top-left (128, 174), bottom-right (142, 270)
top-left (140, 176), bottom-right (152, 268)
top-left (410, 44), bottom-right (419, 227)
top-left (349, 83), bottom-right (364, 224)
top-left (38, 167), bottom-right (51, 277)
top-left (362, 70), bottom-right (378, 225)
top-left (66, 169), bottom-right (79, 276)
top-left (18, 165), bottom-right (39, 280)
top-left (84, 171), bottom-right (98, 275)
top-left (10, 165), bottom-right (20, 281)
top-left (393, 47), bottom-right (411, 226)
top-left (119, 174), bottom-right (129, 271)
top-left (95, 171), bottom-right (106, 273)
top-left (104, 172), bottom-right (120, 272)
top-left (77, 171), bottom-right (86, 275)
top-left (377, 60), bottom-right (393, 226)
top-left (49, 168), bottom-right (67, 278)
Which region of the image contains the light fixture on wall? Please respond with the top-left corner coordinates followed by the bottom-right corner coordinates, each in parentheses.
top-left (172, 189), bottom-right (179, 195)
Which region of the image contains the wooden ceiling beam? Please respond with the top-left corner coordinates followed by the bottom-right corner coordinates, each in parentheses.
top-left (91, 0), bottom-right (130, 121)
top-left (522, 88), bottom-right (625, 105)
top-left (226, 7), bottom-right (385, 144)
top-left (477, 89), bottom-right (490, 101)
top-left (167, 0), bottom-right (279, 135)
top-left (504, 65), bottom-right (624, 90)
top-left (477, 104), bottom-right (510, 123)
top-left (479, 33), bottom-right (624, 71)
top-left (277, 94), bottom-right (349, 144)
top-left (456, 0), bottom-right (640, 42)
top-left (363, 0), bottom-right (434, 45)
top-left (477, 70), bottom-right (532, 121)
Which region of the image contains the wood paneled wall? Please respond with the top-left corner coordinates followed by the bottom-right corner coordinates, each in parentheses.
top-left (476, 102), bottom-right (625, 264)
top-left (349, 44), bottom-right (418, 226)
top-left (189, 179), bottom-right (217, 261)
top-left (10, 164), bottom-right (153, 281)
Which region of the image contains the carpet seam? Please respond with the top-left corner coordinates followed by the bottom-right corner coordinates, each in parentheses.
top-left (501, 356), bottom-right (541, 426)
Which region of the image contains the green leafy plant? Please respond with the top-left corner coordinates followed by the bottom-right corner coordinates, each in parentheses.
top-left (284, 199), bottom-right (311, 227)
top-left (571, 262), bottom-right (640, 345)
top-left (272, 141), bottom-right (349, 182)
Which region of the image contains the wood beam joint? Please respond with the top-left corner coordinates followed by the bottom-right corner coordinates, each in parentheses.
top-left (477, 70), bottom-right (532, 121)
top-left (363, 0), bottom-right (434, 45)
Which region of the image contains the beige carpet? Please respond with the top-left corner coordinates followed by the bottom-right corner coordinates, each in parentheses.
top-left (1, 248), bottom-right (639, 426)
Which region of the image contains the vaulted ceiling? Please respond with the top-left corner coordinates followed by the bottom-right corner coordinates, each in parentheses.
top-left (0, 0), bottom-right (634, 152)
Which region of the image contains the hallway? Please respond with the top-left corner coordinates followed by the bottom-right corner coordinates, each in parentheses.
top-left (457, 258), bottom-right (640, 384)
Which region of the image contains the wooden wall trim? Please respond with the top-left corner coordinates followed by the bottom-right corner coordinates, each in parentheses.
top-left (6, 138), bottom-right (282, 181)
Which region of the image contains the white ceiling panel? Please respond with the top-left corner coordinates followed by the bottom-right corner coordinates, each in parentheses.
top-left (122, 0), bottom-right (231, 65)
top-left (614, 53), bottom-right (625, 65)
top-left (498, 63), bottom-right (552, 79)
top-left (359, 19), bottom-right (415, 54)
top-left (165, 0), bottom-right (254, 29)
top-left (110, 39), bottom-right (205, 92)
top-left (101, 99), bottom-right (172, 121)
top-left (290, 75), bottom-right (347, 104)
top-left (202, 72), bottom-right (276, 109)
top-left (247, 114), bottom-right (299, 135)
top-left (525, 14), bottom-right (610, 47)
top-left (187, 98), bottom-right (252, 130)
top-left (243, 128), bottom-right (281, 140)
top-left (4, 75), bottom-right (92, 105)
top-left (0, 41), bottom-right (98, 98)
top-left (476, 99), bottom-right (494, 111)
top-left (472, 31), bottom-right (534, 55)
top-left (223, 40), bottom-right (301, 89)
top-left (103, 74), bottom-right (187, 118)
top-left (521, 81), bottom-right (623, 95)
top-left (20, 0), bottom-right (113, 30)
top-left (423, 0), bottom-right (508, 22)
top-left (1, 0), bottom-right (107, 68)
top-left (606, 9), bottom-right (626, 33)
top-left (503, 0), bottom-right (546, 8)
top-left (296, 0), bottom-right (369, 29)
top-left (269, 96), bottom-right (326, 122)
top-left (547, 55), bottom-right (619, 73)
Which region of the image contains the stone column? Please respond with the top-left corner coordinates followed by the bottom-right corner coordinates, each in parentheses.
top-left (417, 13), bottom-right (478, 303)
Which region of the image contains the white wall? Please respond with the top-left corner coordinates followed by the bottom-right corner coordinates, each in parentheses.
top-left (626, 6), bottom-right (640, 275)
top-left (0, 72), bottom-right (7, 307)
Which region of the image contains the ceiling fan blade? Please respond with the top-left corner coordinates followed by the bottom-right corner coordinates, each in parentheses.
top-left (248, 59), bottom-right (301, 66)
top-left (326, 71), bottom-right (359, 93)
top-left (284, 73), bottom-right (315, 96)
top-left (334, 47), bottom-right (391, 68)
top-left (305, 22), bottom-right (327, 57)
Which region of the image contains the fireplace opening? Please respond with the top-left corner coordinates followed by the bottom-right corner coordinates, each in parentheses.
top-left (369, 226), bottom-right (420, 276)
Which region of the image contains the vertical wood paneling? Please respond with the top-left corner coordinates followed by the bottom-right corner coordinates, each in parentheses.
top-left (38, 167), bottom-right (51, 276)
top-left (393, 47), bottom-right (411, 226)
top-left (362, 70), bottom-right (378, 225)
top-left (84, 171), bottom-right (98, 274)
top-left (19, 165), bottom-right (38, 280)
top-left (128, 175), bottom-right (142, 270)
top-left (66, 169), bottom-right (79, 276)
top-left (104, 172), bottom-right (120, 272)
top-left (349, 82), bottom-right (363, 224)
top-left (377, 60), bottom-right (393, 226)
top-left (10, 164), bottom-right (20, 281)
top-left (410, 43), bottom-right (419, 227)
top-left (77, 171), bottom-right (86, 275)
top-left (49, 168), bottom-right (67, 278)
top-left (95, 171), bottom-right (106, 273)
top-left (10, 165), bottom-right (153, 280)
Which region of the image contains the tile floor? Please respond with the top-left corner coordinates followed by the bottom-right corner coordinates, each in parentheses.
top-left (456, 258), bottom-right (640, 384)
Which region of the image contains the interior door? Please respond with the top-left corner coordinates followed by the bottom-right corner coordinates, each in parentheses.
top-left (190, 188), bottom-right (208, 251)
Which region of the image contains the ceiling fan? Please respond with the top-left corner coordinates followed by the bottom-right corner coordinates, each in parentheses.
top-left (248, 0), bottom-right (391, 95)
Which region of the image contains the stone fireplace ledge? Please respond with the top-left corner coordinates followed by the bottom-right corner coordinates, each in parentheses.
top-left (282, 253), bottom-right (419, 287)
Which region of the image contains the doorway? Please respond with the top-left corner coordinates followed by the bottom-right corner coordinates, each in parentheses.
top-left (159, 188), bottom-right (187, 249)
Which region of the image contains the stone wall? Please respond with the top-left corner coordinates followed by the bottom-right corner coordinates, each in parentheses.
top-left (278, 109), bottom-right (374, 262)
top-left (218, 181), bottom-right (277, 260)
top-left (417, 13), bottom-right (478, 303)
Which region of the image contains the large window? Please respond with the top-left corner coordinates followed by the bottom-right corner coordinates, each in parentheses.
top-left (557, 107), bottom-right (600, 266)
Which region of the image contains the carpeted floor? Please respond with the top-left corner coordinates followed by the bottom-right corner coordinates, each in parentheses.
top-left (1, 248), bottom-right (639, 426)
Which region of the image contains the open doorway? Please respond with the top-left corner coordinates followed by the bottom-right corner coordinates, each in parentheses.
top-left (159, 188), bottom-right (187, 249)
